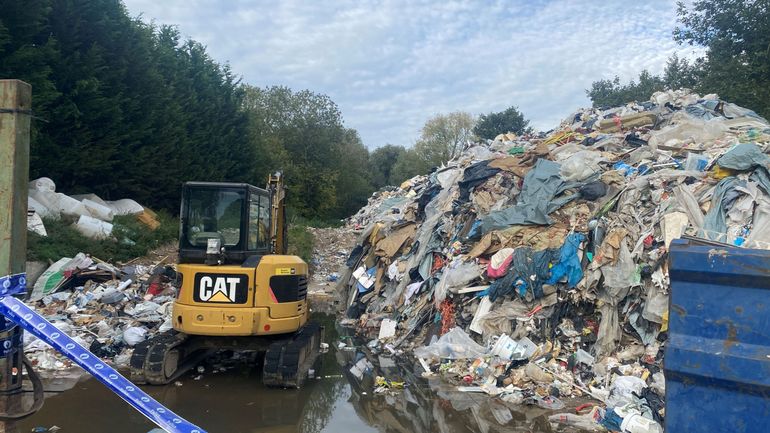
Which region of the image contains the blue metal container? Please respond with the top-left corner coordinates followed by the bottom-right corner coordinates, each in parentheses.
top-left (667, 239), bottom-right (770, 433)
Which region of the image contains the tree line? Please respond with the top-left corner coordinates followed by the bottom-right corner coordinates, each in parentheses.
top-left (587, 0), bottom-right (770, 120)
top-left (0, 0), bottom-right (532, 221)
top-left (0, 0), bottom-right (372, 220)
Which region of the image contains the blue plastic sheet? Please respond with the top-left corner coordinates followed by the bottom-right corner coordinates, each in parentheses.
top-left (546, 233), bottom-right (586, 288)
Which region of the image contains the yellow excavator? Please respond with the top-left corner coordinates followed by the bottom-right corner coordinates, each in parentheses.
top-left (130, 173), bottom-right (322, 388)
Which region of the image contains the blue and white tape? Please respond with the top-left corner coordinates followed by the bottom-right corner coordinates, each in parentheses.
top-left (0, 273), bottom-right (207, 433)
top-left (0, 272), bottom-right (26, 297)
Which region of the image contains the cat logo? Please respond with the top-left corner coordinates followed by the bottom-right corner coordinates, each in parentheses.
top-left (193, 273), bottom-right (248, 304)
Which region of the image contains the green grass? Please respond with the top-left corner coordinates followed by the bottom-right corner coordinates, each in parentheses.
top-left (286, 224), bottom-right (315, 264)
top-left (27, 211), bottom-right (179, 263)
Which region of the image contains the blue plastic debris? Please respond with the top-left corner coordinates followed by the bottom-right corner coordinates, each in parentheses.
top-left (546, 232), bottom-right (586, 288)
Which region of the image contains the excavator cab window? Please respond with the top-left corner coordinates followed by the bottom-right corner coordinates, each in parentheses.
top-left (179, 182), bottom-right (273, 264)
top-left (183, 188), bottom-right (244, 248)
top-left (248, 193), bottom-right (270, 250)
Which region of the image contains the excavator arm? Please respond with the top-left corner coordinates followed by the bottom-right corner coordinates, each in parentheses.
top-left (268, 171), bottom-right (288, 255)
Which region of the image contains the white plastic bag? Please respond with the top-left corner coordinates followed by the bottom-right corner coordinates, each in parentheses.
top-left (28, 196), bottom-right (56, 219)
top-left (434, 259), bottom-right (483, 306)
top-left (560, 150), bottom-right (604, 181)
top-left (413, 328), bottom-right (488, 360)
top-left (648, 115), bottom-right (728, 148)
top-left (29, 190), bottom-right (90, 220)
top-left (606, 375), bottom-right (647, 408)
top-left (29, 177), bottom-right (56, 192)
top-left (82, 198), bottom-right (115, 222)
top-left (73, 214), bottom-right (113, 239)
top-left (27, 212), bottom-right (47, 236)
top-left (105, 198), bottom-right (144, 216)
top-left (123, 327), bottom-right (147, 346)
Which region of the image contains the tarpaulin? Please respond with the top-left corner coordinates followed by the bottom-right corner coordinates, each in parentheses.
top-left (481, 159), bottom-right (579, 233)
top-left (703, 177), bottom-right (743, 240)
top-left (488, 247), bottom-right (559, 301)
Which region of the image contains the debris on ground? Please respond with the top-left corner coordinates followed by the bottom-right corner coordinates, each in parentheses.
top-left (306, 226), bottom-right (357, 312)
top-left (338, 89), bottom-right (770, 432)
top-left (23, 251), bottom-right (178, 378)
top-left (307, 227), bottom-right (357, 291)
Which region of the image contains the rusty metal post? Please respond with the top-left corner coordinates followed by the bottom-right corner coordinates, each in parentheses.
top-left (0, 80), bottom-right (32, 431)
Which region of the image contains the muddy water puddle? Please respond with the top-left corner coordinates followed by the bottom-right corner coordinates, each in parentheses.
top-left (14, 316), bottom-right (568, 433)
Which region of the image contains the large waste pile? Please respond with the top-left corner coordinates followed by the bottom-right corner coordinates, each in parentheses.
top-left (340, 89), bottom-right (770, 431)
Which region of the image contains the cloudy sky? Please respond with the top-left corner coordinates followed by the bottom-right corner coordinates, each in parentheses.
top-left (122, 0), bottom-right (702, 148)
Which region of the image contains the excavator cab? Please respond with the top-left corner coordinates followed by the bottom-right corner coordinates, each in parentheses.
top-left (179, 182), bottom-right (272, 266)
top-left (130, 173), bottom-right (322, 388)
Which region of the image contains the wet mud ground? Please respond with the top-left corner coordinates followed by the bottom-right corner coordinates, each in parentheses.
top-left (14, 314), bottom-right (579, 433)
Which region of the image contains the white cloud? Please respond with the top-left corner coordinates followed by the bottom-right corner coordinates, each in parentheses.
top-left (123, 0), bottom-right (703, 147)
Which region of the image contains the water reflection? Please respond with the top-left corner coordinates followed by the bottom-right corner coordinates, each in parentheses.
top-left (334, 333), bottom-right (558, 433)
top-left (13, 315), bottom-right (561, 433)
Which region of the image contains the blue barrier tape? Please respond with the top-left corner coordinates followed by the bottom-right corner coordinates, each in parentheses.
top-left (0, 273), bottom-right (27, 297)
top-left (0, 273), bottom-right (206, 433)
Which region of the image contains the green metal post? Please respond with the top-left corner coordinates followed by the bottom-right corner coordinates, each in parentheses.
top-left (0, 80), bottom-right (32, 430)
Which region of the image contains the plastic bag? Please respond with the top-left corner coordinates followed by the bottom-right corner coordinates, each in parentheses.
top-left (478, 299), bottom-right (530, 337)
top-left (123, 326), bottom-right (147, 346)
top-left (30, 257), bottom-right (72, 301)
top-left (650, 372), bottom-right (665, 395)
top-left (648, 115), bottom-right (728, 148)
top-left (27, 212), bottom-right (47, 236)
top-left (595, 303), bottom-right (621, 357)
top-left (82, 198), bottom-right (115, 222)
top-left (74, 215), bottom-right (114, 239)
top-left (29, 190), bottom-right (90, 220)
top-left (606, 375), bottom-right (647, 408)
top-left (28, 196), bottom-right (57, 219)
top-left (673, 184), bottom-right (704, 229)
top-left (413, 327), bottom-right (488, 360)
top-left (434, 259), bottom-right (483, 306)
top-left (105, 198), bottom-right (144, 216)
top-left (642, 286), bottom-right (668, 324)
top-left (549, 407), bottom-right (604, 431)
top-left (559, 150), bottom-right (604, 181)
top-left (534, 395), bottom-right (565, 410)
top-left (524, 363), bottom-right (553, 383)
top-left (29, 177), bottom-right (56, 192)
top-left (602, 241), bottom-right (636, 290)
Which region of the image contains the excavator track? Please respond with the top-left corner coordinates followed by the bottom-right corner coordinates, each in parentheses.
top-left (130, 331), bottom-right (213, 385)
top-left (130, 323), bottom-right (324, 388)
top-left (263, 322), bottom-right (323, 388)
